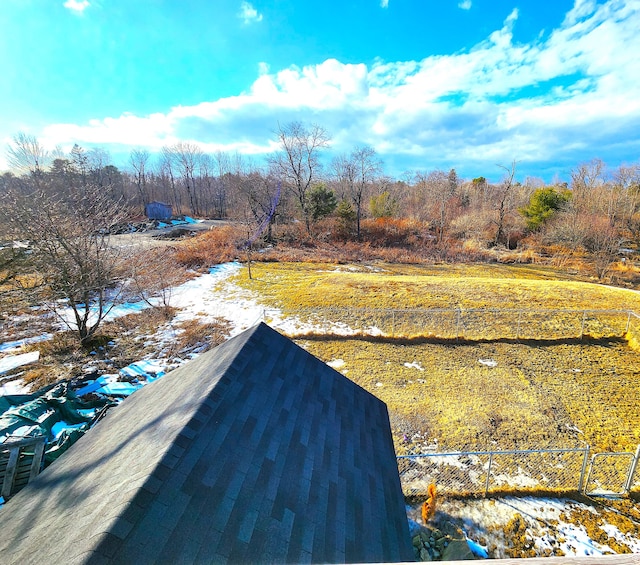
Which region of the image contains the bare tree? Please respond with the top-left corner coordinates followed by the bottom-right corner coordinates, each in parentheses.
top-left (269, 121), bottom-right (330, 233)
top-left (493, 161), bottom-right (518, 247)
top-left (159, 146), bottom-right (182, 213)
top-left (1, 177), bottom-right (131, 344)
top-left (615, 163), bottom-right (640, 241)
top-left (413, 170), bottom-right (455, 243)
top-left (129, 149), bottom-right (150, 211)
top-left (570, 159), bottom-right (605, 215)
top-left (6, 132), bottom-right (50, 176)
top-left (171, 142), bottom-right (204, 216)
top-left (333, 145), bottom-right (382, 239)
top-left (236, 170), bottom-right (281, 279)
top-left (583, 216), bottom-right (622, 280)
top-left (127, 247), bottom-right (184, 312)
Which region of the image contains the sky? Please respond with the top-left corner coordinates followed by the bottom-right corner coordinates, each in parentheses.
top-left (1, 0), bottom-right (639, 182)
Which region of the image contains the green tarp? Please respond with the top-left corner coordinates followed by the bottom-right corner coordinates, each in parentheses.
top-left (0, 382), bottom-right (114, 464)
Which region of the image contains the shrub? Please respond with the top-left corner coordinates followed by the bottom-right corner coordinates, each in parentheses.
top-left (174, 225), bottom-right (241, 268)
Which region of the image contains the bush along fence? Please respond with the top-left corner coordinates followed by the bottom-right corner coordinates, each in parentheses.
top-left (265, 307), bottom-right (640, 342)
top-left (397, 444), bottom-right (640, 498)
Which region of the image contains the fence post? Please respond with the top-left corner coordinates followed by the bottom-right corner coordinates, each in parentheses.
top-left (624, 445), bottom-right (640, 493)
top-left (392, 310), bottom-right (395, 338)
top-left (456, 309), bottom-right (461, 342)
top-left (484, 452), bottom-right (494, 496)
top-left (516, 310), bottom-right (522, 340)
top-left (578, 445), bottom-right (590, 493)
top-left (580, 311), bottom-right (586, 340)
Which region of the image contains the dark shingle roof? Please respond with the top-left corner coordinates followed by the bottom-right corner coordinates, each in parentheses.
top-left (0, 322), bottom-right (413, 564)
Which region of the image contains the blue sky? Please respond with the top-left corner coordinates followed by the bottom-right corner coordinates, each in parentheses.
top-left (1, 0), bottom-right (639, 182)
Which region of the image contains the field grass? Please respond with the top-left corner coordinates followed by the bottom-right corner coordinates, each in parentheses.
top-left (298, 338), bottom-right (640, 454)
top-left (233, 261), bottom-right (640, 312)
top-left (231, 261), bottom-right (640, 456)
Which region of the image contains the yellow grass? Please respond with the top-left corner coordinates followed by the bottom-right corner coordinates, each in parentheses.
top-left (299, 338), bottom-right (640, 454)
top-left (233, 261), bottom-right (640, 312)
top-left (231, 261), bottom-right (640, 456)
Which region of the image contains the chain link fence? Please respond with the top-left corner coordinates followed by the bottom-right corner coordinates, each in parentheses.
top-left (266, 307), bottom-right (635, 341)
top-left (397, 445), bottom-right (640, 498)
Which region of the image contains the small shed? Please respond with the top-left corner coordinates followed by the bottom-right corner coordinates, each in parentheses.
top-left (145, 201), bottom-right (172, 220)
top-left (0, 322), bottom-right (413, 564)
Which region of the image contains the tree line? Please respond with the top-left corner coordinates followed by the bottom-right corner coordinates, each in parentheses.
top-left (4, 125), bottom-right (639, 251)
top-left (1, 123), bottom-right (640, 342)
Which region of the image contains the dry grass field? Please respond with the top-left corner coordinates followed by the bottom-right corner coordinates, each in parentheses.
top-left (232, 261), bottom-right (640, 311)
top-left (232, 262), bottom-right (640, 455)
top-left (300, 338), bottom-right (640, 454)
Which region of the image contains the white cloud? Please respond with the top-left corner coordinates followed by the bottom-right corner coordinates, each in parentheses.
top-left (35, 1), bottom-right (640, 177)
top-left (238, 1), bottom-right (263, 24)
top-left (458, 0), bottom-right (472, 10)
top-left (380, 0), bottom-right (389, 8)
top-left (563, 0), bottom-right (598, 25)
top-left (63, 0), bottom-right (90, 13)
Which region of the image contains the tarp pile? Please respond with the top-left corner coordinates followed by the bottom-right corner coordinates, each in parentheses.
top-left (0, 382), bottom-right (113, 465)
top-left (0, 359), bottom-right (168, 470)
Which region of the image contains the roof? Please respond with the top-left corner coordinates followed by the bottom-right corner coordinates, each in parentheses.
top-left (0, 322), bottom-right (413, 564)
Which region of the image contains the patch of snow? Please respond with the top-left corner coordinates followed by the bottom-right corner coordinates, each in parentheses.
top-left (327, 359), bottom-right (345, 369)
top-left (0, 334), bottom-right (53, 354)
top-left (0, 351), bottom-right (40, 375)
top-left (404, 361), bottom-right (424, 371)
top-left (0, 378), bottom-right (31, 396)
top-left (147, 262), bottom-right (264, 337)
top-left (424, 453), bottom-right (482, 471)
top-left (492, 469), bottom-right (540, 489)
top-left (479, 359), bottom-right (498, 367)
top-left (407, 516), bottom-right (422, 537)
top-left (413, 496), bottom-right (640, 559)
top-left (493, 498), bottom-right (631, 557)
top-left (601, 524), bottom-right (640, 552)
top-left (54, 262), bottom-right (262, 337)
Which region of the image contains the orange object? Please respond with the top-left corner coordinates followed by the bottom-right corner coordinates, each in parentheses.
top-left (421, 483), bottom-right (437, 523)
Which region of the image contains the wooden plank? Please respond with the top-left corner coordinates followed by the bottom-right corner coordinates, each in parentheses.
top-left (0, 437), bottom-right (46, 497)
top-left (1, 447), bottom-right (19, 499)
top-left (29, 439), bottom-right (45, 481)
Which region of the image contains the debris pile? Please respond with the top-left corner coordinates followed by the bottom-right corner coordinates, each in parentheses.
top-left (0, 358), bottom-right (168, 496)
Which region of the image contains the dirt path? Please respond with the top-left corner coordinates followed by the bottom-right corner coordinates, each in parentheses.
top-left (110, 219), bottom-right (228, 249)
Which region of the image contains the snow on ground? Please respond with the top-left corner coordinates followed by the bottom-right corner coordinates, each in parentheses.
top-left (411, 496), bottom-right (640, 559)
top-left (169, 262), bottom-right (264, 334)
top-left (0, 351), bottom-right (39, 375)
top-left (0, 377), bottom-right (31, 396)
top-left (0, 334), bottom-right (53, 354)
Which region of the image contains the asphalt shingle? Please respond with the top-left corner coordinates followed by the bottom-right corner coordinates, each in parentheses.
top-left (0, 322), bottom-right (413, 563)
